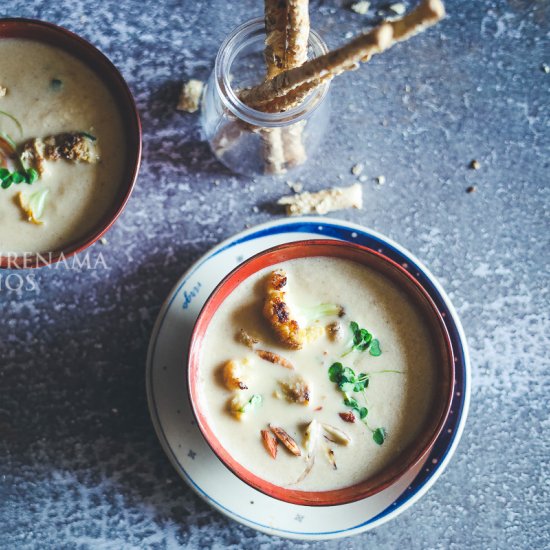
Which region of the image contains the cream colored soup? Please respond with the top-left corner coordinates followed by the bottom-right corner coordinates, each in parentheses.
top-left (0, 39), bottom-right (126, 254)
top-left (199, 257), bottom-right (438, 492)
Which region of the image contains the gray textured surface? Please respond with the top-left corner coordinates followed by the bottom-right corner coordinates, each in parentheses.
top-left (1, 0), bottom-right (548, 548)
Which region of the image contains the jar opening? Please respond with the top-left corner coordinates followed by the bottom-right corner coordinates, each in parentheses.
top-left (215, 17), bottom-right (330, 128)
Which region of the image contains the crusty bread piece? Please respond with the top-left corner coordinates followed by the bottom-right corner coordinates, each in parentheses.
top-left (278, 183), bottom-right (363, 215)
top-left (177, 79), bottom-right (204, 113)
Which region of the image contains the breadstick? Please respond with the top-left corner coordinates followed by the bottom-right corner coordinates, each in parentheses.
top-left (240, 24), bottom-right (392, 107)
top-left (264, 0), bottom-right (287, 78)
top-left (241, 0), bottom-right (445, 108)
top-left (286, 0), bottom-right (310, 68)
top-left (282, 0), bottom-right (310, 167)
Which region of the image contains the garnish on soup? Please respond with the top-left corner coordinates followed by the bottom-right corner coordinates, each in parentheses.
top-left (263, 269), bottom-right (343, 349)
top-left (200, 257), bottom-right (437, 491)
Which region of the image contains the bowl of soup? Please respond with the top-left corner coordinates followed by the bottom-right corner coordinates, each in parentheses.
top-left (0, 18), bottom-right (141, 268)
top-left (188, 239), bottom-right (455, 506)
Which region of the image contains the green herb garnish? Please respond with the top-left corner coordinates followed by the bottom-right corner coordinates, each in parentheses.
top-left (372, 428), bottom-right (386, 446)
top-left (0, 132), bottom-right (40, 189)
top-left (329, 361), bottom-right (395, 445)
top-left (369, 338), bottom-right (381, 356)
top-left (239, 394), bottom-right (262, 413)
top-left (342, 321), bottom-right (381, 356)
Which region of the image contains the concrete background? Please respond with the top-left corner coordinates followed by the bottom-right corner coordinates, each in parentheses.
top-left (1, 1), bottom-right (548, 548)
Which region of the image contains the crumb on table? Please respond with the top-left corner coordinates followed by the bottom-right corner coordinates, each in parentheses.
top-left (177, 79), bottom-right (204, 113)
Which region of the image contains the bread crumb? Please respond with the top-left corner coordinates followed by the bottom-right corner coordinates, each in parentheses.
top-left (291, 182), bottom-right (304, 193)
top-left (541, 63), bottom-right (550, 74)
top-left (351, 1), bottom-right (370, 15)
top-left (0, 86), bottom-right (6, 97)
top-left (376, 175), bottom-right (386, 185)
top-left (466, 185), bottom-right (477, 193)
top-left (469, 159), bottom-right (480, 170)
top-left (177, 79), bottom-right (204, 113)
top-left (213, 179), bottom-right (220, 186)
top-left (351, 163), bottom-right (364, 176)
top-left (252, 205), bottom-right (259, 213)
top-left (389, 3), bottom-right (407, 15)
top-left (99, 237), bottom-right (108, 245)
top-left (277, 183), bottom-right (363, 216)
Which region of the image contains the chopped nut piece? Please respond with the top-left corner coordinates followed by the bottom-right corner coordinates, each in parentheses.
top-left (326, 321), bottom-right (343, 342)
top-left (222, 359), bottom-right (248, 390)
top-left (261, 429), bottom-right (278, 459)
top-left (351, 1), bottom-right (371, 15)
top-left (256, 349), bottom-right (294, 369)
top-left (302, 420), bottom-right (320, 457)
top-left (351, 163), bottom-right (364, 176)
top-left (339, 411), bottom-right (356, 423)
top-left (177, 79), bottom-right (204, 113)
top-left (237, 328), bottom-right (259, 349)
top-left (279, 375), bottom-right (311, 405)
top-left (278, 183), bottom-right (363, 216)
top-left (326, 446), bottom-right (337, 470)
top-left (322, 423), bottom-right (352, 445)
top-left (269, 425), bottom-right (302, 456)
top-left (0, 86), bottom-right (6, 97)
top-left (469, 159), bottom-right (480, 170)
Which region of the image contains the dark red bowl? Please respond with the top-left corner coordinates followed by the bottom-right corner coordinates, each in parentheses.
top-left (188, 239), bottom-right (455, 506)
top-left (0, 18), bottom-right (142, 268)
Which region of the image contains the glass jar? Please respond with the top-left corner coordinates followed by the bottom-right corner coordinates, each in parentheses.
top-left (201, 17), bottom-right (330, 177)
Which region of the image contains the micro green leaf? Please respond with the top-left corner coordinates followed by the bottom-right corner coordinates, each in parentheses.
top-left (11, 171), bottom-right (25, 184)
top-left (25, 168), bottom-right (39, 184)
top-left (328, 362), bottom-right (343, 382)
top-left (343, 396), bottom-right (359, 409)
top-left (373, 428), bottom-right (386, 445)
top-left (1, 174), bottom-right (13, 189)
top-left (359, 407), bottom-right (368, 419)
top-left (339, 381), bottom-right (355, 393)
top-left (369, 339), bottom-right (382, 356)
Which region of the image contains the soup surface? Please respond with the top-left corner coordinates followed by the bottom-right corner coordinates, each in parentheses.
top-left (199, 256), bottom-right (438, 492)
top-left (0, 39), bottom-right (126, 254)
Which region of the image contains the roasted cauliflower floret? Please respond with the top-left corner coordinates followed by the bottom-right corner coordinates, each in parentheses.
top-left (263, 269), bottom-right (304, 349)
top-left (222, 359), bottom-right (248, 390)
top-left (263, 269), bottom-right (344, 349)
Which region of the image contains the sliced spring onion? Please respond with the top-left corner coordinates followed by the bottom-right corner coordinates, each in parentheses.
top-left (0, 110), bottom-right (23, 135)
top-left (18, 189), bottom-right (49, 225)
